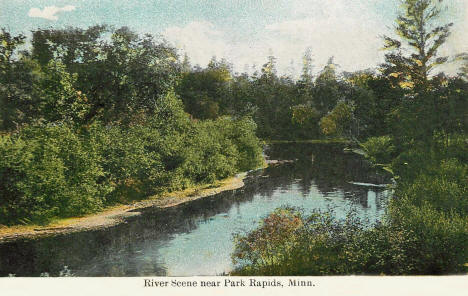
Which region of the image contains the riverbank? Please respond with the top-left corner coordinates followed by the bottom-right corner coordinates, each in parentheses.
top-left (0, 173), bottom-right (247, 243)
top-left (266, 139), bottom-right (351, 144)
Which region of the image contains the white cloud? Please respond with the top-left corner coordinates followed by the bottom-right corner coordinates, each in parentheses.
top-left (261, 0), bottom-right (393, 75)
top-left (429, 0), bottom-right (468, 74)
top-left (163, 21), bottom-right (230, 67)
top-left (447, 1), bottom-right (468, 53)
top-left (163, 21), bottom-right (275, 75)
top-left (264, 16), bottom-right (387, 74)
top-left (28, 5), bottom-right (76, 21)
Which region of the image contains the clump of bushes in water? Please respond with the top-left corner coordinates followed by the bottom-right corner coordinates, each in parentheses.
top-left (0, 93), bottom-right (263, 225)
top-left (232, 207), bottom-right (364, 275)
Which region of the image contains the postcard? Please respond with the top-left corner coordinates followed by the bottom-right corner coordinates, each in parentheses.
top-left (0, 1), bottom-right (467, 295)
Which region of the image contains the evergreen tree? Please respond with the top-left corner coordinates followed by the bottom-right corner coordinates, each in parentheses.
top-left (300, 47), bottom-right (314, 85)
top-left (181, 52), bottom-right (192, 73)
top-left (261, 53), bottom-right (277, 80)
top-left (382, 0), bottom-right (453, 90)
top-left (382, 0), bottom-right (456, 147)
top-left (314, 57), bottom-right (342, 114)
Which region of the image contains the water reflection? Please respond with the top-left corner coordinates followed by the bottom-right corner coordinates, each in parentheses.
top-left (0, 143), bottom-right (391, 276)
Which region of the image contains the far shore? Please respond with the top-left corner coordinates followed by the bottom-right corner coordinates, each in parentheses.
top-left (0, 173), bottom-right (248, 243)
top-left (265, 139), bottom-right (351, 144)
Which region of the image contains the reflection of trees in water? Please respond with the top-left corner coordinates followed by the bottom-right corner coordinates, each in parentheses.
top-left (0, 143), bottom-right (391, 277)
top-left (0, 188), bottom-right (259, 277)
top-left (264, 143), bottom-right (390, 209)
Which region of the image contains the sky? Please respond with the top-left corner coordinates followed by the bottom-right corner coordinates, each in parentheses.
top-left (1, 0), bottom-right (467, 76)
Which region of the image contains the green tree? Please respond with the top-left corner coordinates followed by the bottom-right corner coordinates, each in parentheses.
top-left (319, 101), bottom-right (356, 139)
top-left (291, 104), bottom-right (320, 138)
top-left (30, 26), bottom-right (179, 125)
top-left (32, 60), bottom-right (90, 124)
top-left (382, 0), bottom-right (453, 90)
top-left (381, 0), bottom-right (457, 148)
top-left (261, 53), bottom-right (278, 81)
top-left (313, 57), bottom-right (343, 115)
top-left (0, 29), bottom-right (36, 131)
top-left (177, 57), bottom-right (232, 119)
top-left (294, 48), bottom-right (316, 137)
top-left (298, 48), bottom-right (314, 86)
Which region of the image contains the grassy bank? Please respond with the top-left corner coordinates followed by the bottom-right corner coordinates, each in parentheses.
top-left (0, 173), bottom-right (248, 242)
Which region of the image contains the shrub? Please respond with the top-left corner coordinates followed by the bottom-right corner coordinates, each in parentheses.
top-left (232, 208), bottom-right (364, 276)
top-left (386, 200), bottom-right (468, 274)
top-left (319, 101), bottom-right (356, 139)
top-left (182, 116), bottom-right (264, 185)
top-left (394, 159), bottom-right (467, 215)
top-left (0, 124), bottom-right (111, 224)
top-left (87, 123), bottom-right (165, 202)
top-left (226, 117), bottom-right (264, 172)
top-left (360, 135), bottom-right (395, 164)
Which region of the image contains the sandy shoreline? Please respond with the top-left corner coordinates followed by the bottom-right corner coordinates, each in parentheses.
top-left (0, 173), bottom-right (247, 243)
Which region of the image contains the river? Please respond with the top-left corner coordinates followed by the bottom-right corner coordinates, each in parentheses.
top-left (0, 143), bottom-right (391, 276)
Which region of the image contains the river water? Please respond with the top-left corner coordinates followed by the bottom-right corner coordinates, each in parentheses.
top-left (0, 143), bottom-right (391, 276)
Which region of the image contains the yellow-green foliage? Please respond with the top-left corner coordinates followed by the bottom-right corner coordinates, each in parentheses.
top-left (319, 101), bottom-right (355, 138)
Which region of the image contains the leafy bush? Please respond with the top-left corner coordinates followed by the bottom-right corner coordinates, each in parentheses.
top-left (87, 123), bottom-right (165, 202)
top-left (232, 208), bottom-right (306, 275)
top-left (0, 124), bottom-right (111, 224)
top-left (182, 117), bottom-right (264, 185)
top-left (183, 120), bottom-right (238, 184)
top-left (433, 132), bottom-right (468, 164)
top-left (319, 101), bottom-right (356, 138)
top-left (392, 133), bottom-right (467, 181)
top-left (360, 135), bottom-right (395, 164)
top-left (232, 208), bottom-right (366, 275)
top-left (217, 116), bottom-right (264, 172)
top-left (394, 159), bottom-right (467, 215)
top-left (385, 200), bottom-right (468, 274)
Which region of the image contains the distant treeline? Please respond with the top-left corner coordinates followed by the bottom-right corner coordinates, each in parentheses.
top-left (177, 50), bottom-right (466, 144)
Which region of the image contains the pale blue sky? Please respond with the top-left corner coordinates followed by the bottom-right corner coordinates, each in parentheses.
top-left (1, 0), bottom-right (467, 75)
